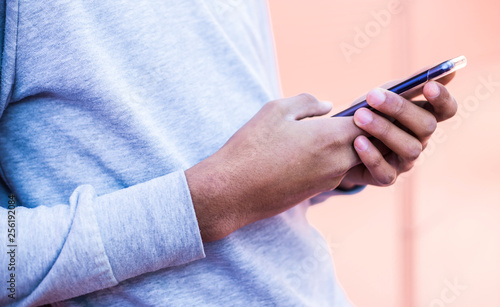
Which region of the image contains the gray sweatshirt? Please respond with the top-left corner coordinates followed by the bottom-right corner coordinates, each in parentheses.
top-left (0, 1), bottom-right (354, 306)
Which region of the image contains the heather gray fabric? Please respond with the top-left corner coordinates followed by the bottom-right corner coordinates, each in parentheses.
top-left (0, 1), bottom-right (354, 306)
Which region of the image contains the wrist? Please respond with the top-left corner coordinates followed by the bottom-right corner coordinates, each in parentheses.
top-left (185, 155), bottom-right (242, 242)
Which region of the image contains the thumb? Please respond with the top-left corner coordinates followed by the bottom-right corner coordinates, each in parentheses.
top-left (281, 93), bottom-right (332, 121)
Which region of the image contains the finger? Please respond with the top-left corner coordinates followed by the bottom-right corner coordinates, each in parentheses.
top-left (366, 138), bottom-right (415, 174)
top-left (422, 81), bottom-right (458, 122)
top-left (384, 152), bottom-right (415, 174)
top-left (348, 71), bottom-right (457, 108)
top-left (365, 88), bottom-right (437, 142)
top-left (298, 116), bottom-right (367, 173)
top-left (370, 137), bottom-right (391, 156)
top-left (279, 93), bottom-right (332, 121)
top-left (402, 71), bottom-right (457, 100)
top-left (349, 79), bottom-right (403, 107)
top-left (353, 108), bottom-right (422, 162)
top-left (309, 116), bottom-right (370, 148)
top-left (436, 71), bottom-right (456, 86)
top-left (353, 136), bottom-right (397, 186)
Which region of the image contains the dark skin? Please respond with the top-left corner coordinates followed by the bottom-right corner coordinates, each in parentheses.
top-left (341, 72), bottom-right (457, 188)
top-left (186, 73), bottom-right (458, 242)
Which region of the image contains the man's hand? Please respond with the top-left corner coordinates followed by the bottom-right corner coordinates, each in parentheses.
top-left (340, 79), bottom-right (458, 188)
top-left (186, 93), bottom-right (365, 242)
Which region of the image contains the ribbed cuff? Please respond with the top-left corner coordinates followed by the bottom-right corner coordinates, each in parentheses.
top-left (94, 170), bottom-right (205, 282)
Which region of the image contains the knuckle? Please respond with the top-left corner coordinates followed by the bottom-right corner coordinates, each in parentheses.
top-left (368, 153), bottom-right (384, 169)
top-left (378, 120), bottom-right (391, 138)
top-left (378, 171), bottom-right (396, 186)
top-left (336, 132), bottom-right (352, 146)
top-left (391, 95), bottom-right (406, 117)
top-left (405, 141), bottom-right (423, 161)
top-left (327, 135), bottom-right (350, 156)
top-left (422, 116), bottom-right (438, 137)
top-left (266, 99), bottom-right (286, 113)
top-left (400, 160), bottom-right (415, 173)
top-left (297, 93), bottom-right (318, 105)
top-left (265, 99), bottom-right (280, 109)
top-left (316, 130), bottom-right (334, 150)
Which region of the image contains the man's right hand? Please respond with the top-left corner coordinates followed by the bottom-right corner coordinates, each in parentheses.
top-left (185, 93), bottom-right (365, 242)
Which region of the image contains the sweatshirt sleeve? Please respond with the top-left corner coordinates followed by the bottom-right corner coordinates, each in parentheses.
top-left (0, 170), bottom-right (205, 307)
top-left (0, 0), bottom-right (16, 119)
top-left (0, 2), bottom-right (199, 305)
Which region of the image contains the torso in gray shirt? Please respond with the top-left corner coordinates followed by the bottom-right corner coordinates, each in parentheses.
top-left (0, 1), bottom-right (351, 306)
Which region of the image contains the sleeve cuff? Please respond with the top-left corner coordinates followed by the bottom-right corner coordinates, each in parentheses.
top-left (94, 170), bottom-right (205, 282)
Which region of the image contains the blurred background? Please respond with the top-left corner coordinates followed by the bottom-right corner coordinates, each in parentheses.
top-left (268, 0), bottom-right (500, 306)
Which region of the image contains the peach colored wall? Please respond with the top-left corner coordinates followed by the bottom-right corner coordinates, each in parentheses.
top-left (268, 1), bottom-right (500, 306)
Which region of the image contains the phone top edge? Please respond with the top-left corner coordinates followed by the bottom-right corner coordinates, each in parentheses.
top-left (332, 56), bottom-right (467, 117)
top-left (450, 55), bottom-right (468, 70)
top-left (427, 55), bottom-right (467, 81)
top-left (332, 72), bottom-right (428, 117)
top-left (387, 71), bottom-right (429, 94)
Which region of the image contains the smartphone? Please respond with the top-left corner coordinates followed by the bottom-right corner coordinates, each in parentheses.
top-left (332, 55), bottom-right (467, 117)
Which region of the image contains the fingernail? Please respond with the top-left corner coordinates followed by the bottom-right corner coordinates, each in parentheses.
top-left (426, 82), bottom-right (440, 98)
top-left (368, 88), bottom-right (386, 106)
top-left (355, 137), bottom-right (369, 152)
top-left (354, 108), bottom-right (373, 125)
